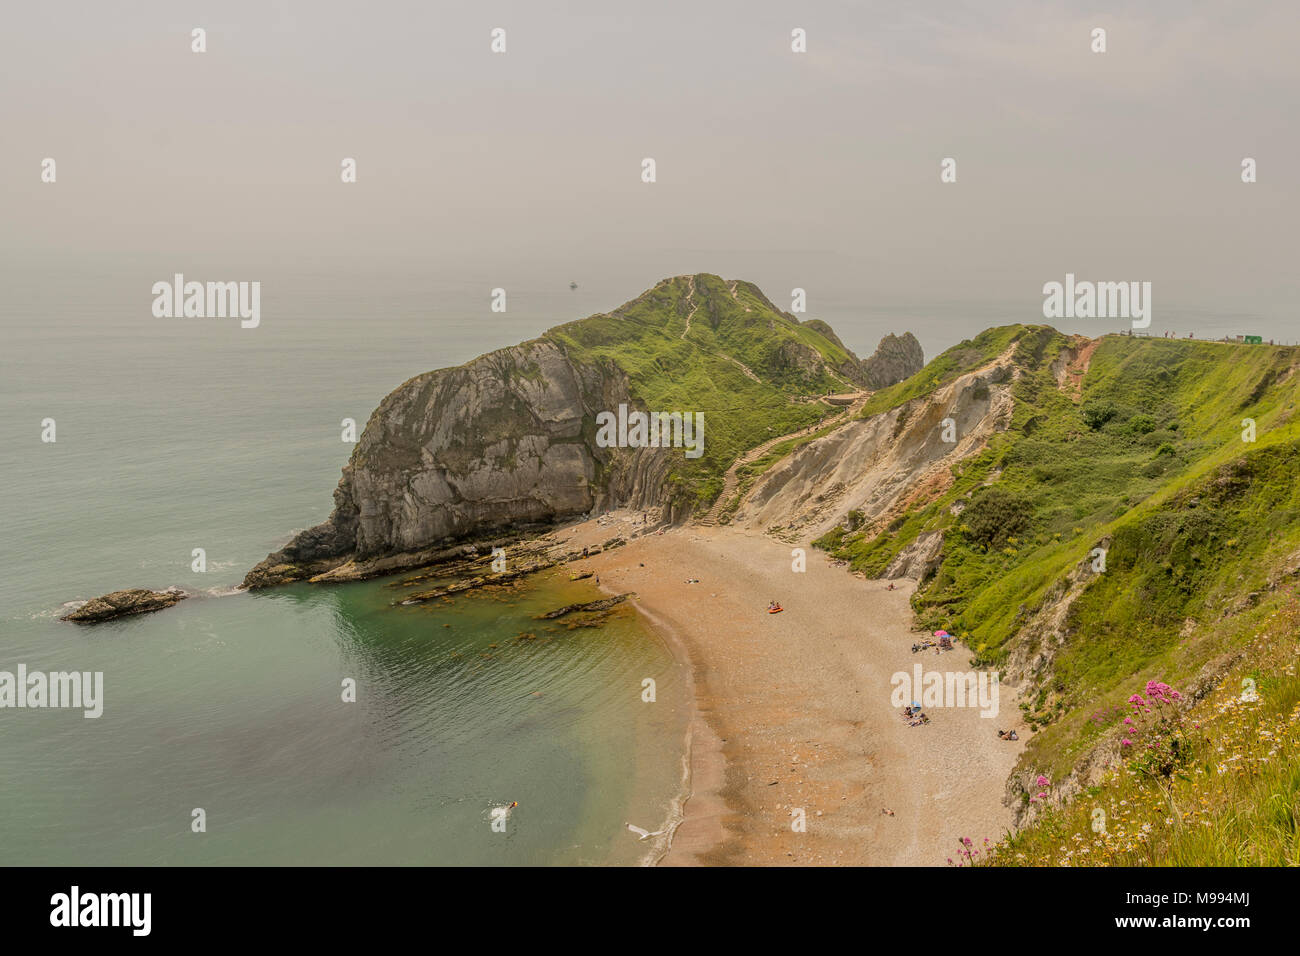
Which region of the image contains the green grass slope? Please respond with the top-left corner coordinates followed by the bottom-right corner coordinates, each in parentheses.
top-left (815, 327), bottom-right (1300, 856)
top-left (986, 595), bottom-right (1300, 866)
top-left (546, 274), bottom-right (859, 511)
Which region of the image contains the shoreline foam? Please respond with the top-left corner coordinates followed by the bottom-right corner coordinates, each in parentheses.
top-left (622, 597), bottom-right (725, 866)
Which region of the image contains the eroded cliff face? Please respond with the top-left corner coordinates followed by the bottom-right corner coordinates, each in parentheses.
top-left (244, 339), bottom-right (672, 587)
top-left (732, 350), bottom-right (1016, 541)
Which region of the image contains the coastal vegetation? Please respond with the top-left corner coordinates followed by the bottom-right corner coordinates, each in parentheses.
top-left (987, 596), bottom-right (1300, 866)
top-left (546, 274), bottom-right (861, 511)
top-left (814, 326), bottom-right (1300, 861)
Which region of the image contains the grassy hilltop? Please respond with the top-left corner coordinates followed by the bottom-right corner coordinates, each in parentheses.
top-left (814, 325), bottom-right (1300, 865)
top-left (545, 274), bottom-right (863, 510)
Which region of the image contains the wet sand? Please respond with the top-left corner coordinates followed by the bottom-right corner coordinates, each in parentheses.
top-left (557, 514), bottom-right (1026, 866)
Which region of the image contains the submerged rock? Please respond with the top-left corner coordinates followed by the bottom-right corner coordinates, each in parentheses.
top-left (61, 587), bottom-right (187, 624)
top-left (398, 560), bottom-right (556, 605)
top-left (564, 610), bottom-right (617, 629)
top-left (537, 593), bottom-right (633, 620)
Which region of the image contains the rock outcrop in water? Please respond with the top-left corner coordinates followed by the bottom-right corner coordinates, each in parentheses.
top-left (537, 593), bottom-right (633, 619)
top-left (62, 587), bottom-right (188, 624)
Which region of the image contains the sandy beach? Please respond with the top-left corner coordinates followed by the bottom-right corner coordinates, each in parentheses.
top-left (555, 512), bottom-right (1026, 866)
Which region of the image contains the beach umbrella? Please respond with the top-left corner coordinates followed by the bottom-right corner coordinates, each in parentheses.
top-left (933, 630), bottom-right (949, 637)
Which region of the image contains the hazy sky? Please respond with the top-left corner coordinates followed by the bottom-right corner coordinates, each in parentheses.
top-left (3, 1), bottom-right (1297, 351)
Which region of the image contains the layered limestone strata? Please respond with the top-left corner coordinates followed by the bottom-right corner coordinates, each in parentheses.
top-left (244, 339), bottom-right (673, 587)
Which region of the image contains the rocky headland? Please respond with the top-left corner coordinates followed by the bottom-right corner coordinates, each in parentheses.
top-left (242, 274), bottom-right (920, 589)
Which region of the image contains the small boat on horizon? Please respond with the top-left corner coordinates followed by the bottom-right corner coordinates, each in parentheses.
top-left (569, 281), bottom-right (578, 290)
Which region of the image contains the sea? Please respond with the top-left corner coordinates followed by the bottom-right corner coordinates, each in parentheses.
top-left (0, 257), bottom-right (695, 866)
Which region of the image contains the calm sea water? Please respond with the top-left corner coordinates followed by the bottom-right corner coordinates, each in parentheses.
top-left (0, 260), bottom-right (687, 866)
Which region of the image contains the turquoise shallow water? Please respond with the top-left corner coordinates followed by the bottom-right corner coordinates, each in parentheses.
top-left (2, 574), bottom-right (686, 866)
top-left (0, 261), bottom-right (687, 865)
